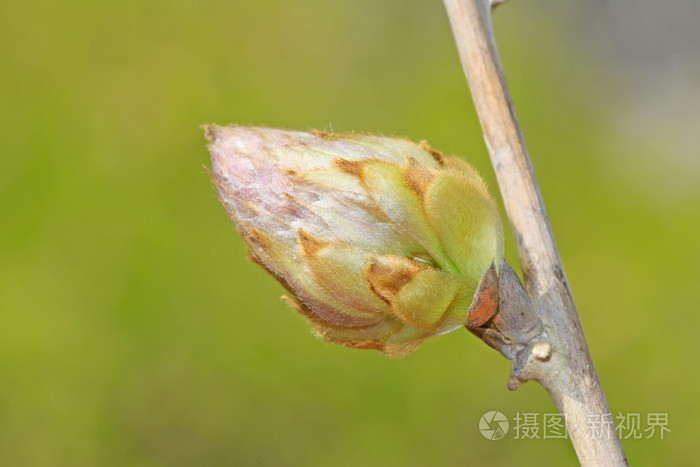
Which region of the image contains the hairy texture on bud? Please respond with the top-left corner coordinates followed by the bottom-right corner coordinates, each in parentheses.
top-left (207, 126), bottom-right (504, 357)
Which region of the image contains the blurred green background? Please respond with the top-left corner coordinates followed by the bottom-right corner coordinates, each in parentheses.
top-left (1, 0), bottom-right (698, 465)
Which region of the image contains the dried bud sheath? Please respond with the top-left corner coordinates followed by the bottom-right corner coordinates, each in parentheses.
top-left (207, 126), bottom-right (503, 356)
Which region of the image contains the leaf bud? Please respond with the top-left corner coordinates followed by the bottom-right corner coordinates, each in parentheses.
top-left (207, 126), bottom-right (503, 357)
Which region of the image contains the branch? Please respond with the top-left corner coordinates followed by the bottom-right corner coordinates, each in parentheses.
top-left (443, 0), bottom-right (628, 464)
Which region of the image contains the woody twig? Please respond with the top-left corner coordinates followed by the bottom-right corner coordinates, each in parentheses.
top-left (443, 0), bottom-right (628, 464)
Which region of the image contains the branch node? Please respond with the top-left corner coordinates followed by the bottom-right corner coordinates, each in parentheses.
top-left (468, 259), bottom-right (550, 389)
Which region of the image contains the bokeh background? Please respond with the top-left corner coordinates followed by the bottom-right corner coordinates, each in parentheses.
top-left (2, 0), bottom-right (698, 465)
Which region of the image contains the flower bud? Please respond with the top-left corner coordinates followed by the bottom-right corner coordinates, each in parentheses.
top-left (207, 125), bottom-right (503, 357)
